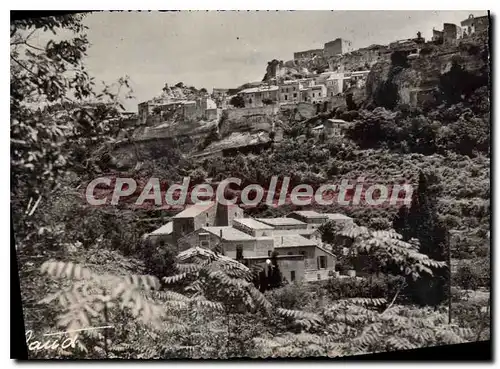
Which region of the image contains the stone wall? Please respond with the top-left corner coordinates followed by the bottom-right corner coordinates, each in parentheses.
top-left (328, 45), bottom-right (390, 72)
top-left (294, 48), bottom-right (324, 60)
top-left (279, 102), bottom-right (317, 120)
top-left (225, 105), bottom-right (279, 120)
top-left (278, 256), bottom-right (306, 283)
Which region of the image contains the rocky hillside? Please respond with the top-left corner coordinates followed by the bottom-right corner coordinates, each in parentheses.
top-left (262, 59), bottom-right (314, 82)
top-left (365, 32), bottom-right (489, 110)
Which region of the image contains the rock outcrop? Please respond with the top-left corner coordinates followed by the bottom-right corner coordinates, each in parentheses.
top-left (365, 31), bottom-right (489, 109)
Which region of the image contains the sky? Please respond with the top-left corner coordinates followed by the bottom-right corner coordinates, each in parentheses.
top-left (72, 11), bottom-right (489, 111)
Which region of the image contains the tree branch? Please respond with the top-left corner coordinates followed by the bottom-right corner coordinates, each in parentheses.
top-left (10, 55), bottom-right (38, 78)
top-left (381, 281), bottom-right (406, 315)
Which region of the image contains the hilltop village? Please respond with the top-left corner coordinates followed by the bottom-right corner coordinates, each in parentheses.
top-left (127, 14), bottom-right (489, 158)
top-left (132, 12), bottom-right (488, 281)
top-left (132, 13), bottom-right (490, 283)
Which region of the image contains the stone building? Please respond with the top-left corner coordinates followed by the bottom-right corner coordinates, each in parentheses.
top-left (137, 95), bottom-right (218, 125)
top-left (212, 88), bottom-right (229, 109)
top-left (305, 85), bottom-right (327, 104)
top-left (294, 48), bottom-right (324, 61)
top-left (312, 118), bottom-right (354, 138)
top-left (432, 28), bottom-right (444, 43)
top-left (325, 73), bottom-right (345, 97)
top-left (279, 80), bottom-right (302, 104)
top-left (286, 210), bottom-right (329, 228)
top-left (170, 202), bottom-right (244, 245)
top-left (461, 14), bottom-right (489, 37)
top-left (238, 85), bottom-right (279, 108)
top-left (443, 23), bottom-right (462, 45)
top-left (148, 202), bottom-right (363, 282)
top-left (324, 38), bottom-right (353, 58)
top-left (170, 210), bottom-right (341, 282)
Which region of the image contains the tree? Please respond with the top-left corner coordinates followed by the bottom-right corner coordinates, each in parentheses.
top-left (11, 14), bottom-right (133, 249)
top-left (393, 171), bottom-right (449, 306)
top-left (229, 95), bottom-right (245, 108)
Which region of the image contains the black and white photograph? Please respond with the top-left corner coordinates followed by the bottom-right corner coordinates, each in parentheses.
top-left (10, 9), bottom-right (491, 360)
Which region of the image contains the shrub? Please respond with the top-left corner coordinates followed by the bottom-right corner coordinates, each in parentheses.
top-left (324, 275), bottom-right (406, 301)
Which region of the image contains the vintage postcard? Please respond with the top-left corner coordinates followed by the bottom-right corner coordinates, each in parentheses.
top-left (11, 10), bottom-right (491, 360)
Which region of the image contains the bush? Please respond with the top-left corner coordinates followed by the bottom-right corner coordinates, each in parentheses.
top-left (324, 274), bottom-right (405, 301)
top-left (229, 95), bottom-right (245, 108)
top-left (453, 259), bottom-right (490, 290)
top-left (266, 283), bottom-right (321, 311)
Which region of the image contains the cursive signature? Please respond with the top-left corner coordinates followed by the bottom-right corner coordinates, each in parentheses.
top-left (25, 326), bottom-right (114, 352)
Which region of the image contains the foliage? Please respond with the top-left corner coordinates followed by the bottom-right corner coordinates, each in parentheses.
top-left (11, 14), bottom-right (133, 251)
top-left (36, 259), bottom-right (192, 358)
top-left (252, 299), bottom-right (473, 358)
top-left (393, 171), bottom-right (450, 306)
top-left (229, 95), bottom-right (245, 108)
top-left (163, 247), bottom-right (272, 314)
top-left (338, 223), bottom-right (447, 281)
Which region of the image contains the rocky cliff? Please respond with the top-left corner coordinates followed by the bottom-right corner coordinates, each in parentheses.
top-left (365, 31), bottom-right (489, 109)
top-left (262, 59), bottom-right (314, 82)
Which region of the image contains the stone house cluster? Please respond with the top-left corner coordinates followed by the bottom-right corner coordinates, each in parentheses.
top-left (146, 202), bottom-right (355, 283)
top-left (138, 94), bottom-right (219, 126)
top-left (431, 14), bottom-right (489, 45)
top-left (228, 69), bottom-right (370, 109)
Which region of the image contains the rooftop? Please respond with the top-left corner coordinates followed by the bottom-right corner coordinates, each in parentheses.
top-left (244, 254), bottom-right (305, 260)
top-left (173, 202), bottom-right (215, 218)
top-left (256, 217), bottom-right (306, 226)
top-left (327, 118), bottom-right (349, 124)
top-left (272, 228), bottom-right (319, 236)
top-left (150, 221), bottom-right (173, 235)
top-left (274, 234), bottom-right (318, 248)
top-left (288, 210), bottom-right (327, 219)
top-left (239, 85), bottom-right (279, 94)
top-left (324, 213), bottom-right (353, 221)
top-left (202, 226), bottom-right (255, 241)
top-left (233, 218), bottom-right (274, 230)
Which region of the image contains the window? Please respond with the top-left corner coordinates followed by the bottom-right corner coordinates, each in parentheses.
top-left (206, 222), bottom-right (210, 227)
top-left (236, 245), bottom-right (243, 260)
top-left (284, 95), bottom-right (288, 101)
top-left (291, 271), bottom-right (296, 282)
top-left (199, 233), bottom-right (210, 248)
top-left (317, 273), bottom-right (321, 280)
top-left (287, 252), bottom-right (293, 255)
top-left (249, 98), bottom-right (252, 104)
top-left (293, 87), bottom-right (296, 91)
top-left (312, 93), bottom-right (315, 97)
top-left (317, 255), bottom-right (327, 269)
top-left (293, 93), bottom-right (297, 98)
